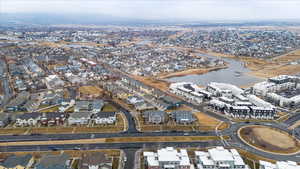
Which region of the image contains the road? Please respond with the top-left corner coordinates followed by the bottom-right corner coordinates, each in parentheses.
top-left (285, 113), bottom-right (300, 126)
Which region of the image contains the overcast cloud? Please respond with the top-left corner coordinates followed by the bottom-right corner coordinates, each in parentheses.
top-left (1, 0), bottom-right (300, 21)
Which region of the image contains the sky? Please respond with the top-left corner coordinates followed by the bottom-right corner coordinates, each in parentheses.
top-left (1, 0), bottom-right (300, 21)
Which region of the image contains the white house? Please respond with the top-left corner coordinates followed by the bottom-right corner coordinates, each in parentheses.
top-left (68, 112), bottom-right (92, 125)
top-left (93, 112), bottom-right (116, 125)
top-left (15, 112), bottom-right (41, 127)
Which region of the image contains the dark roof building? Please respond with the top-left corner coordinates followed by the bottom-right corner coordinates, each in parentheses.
top-left (94, 112), bottom-right (116, 119)
top-left (79, 152), bottom-right (112, 169)
top-left (143, 110), bottom-right (166, 124)
top-left (0, 154), bottom-right (34, 168)
top-left (172, 111), bottom-right (196, 124)
top-left (16, 112), bottom-right (41, 120)
top-left (35, 153), bottom-right (70, 169)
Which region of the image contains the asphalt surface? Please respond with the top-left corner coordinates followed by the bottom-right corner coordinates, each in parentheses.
top-left (285, 113), bottom-right (300, 126)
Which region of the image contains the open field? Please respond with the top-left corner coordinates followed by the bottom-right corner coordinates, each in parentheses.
top-left (194, 112), bottom-right (229, 131)
top-left (78, 85), bottom-right (104, 96)
top-left (273, 49), bottom-right (300, 63)
top-left (132, 75), bottom-right (170, 92)
top-left (102, 104), bottom-right (117, 112)
top-left (239, 125), bottom-right (300, 154)
top-left (248, 64), bottom-right (300, 78)
top-left (39, 105), bottom-right (59, 113)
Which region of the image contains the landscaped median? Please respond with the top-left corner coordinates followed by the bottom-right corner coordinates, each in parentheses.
top-left (0, 136), bottom-right (230, 147)
top-left (238, 125), bottom-right (300, 155)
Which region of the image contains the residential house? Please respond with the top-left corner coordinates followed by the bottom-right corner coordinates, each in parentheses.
top-left (5, 91), bottom-right (30, 112)
top-left (15, 112), bottom-right (41, 127)
top-left (68, 112), bottom-right (92, 125)
top-left (171, 111), bottom-right (196, 124)
top-left (23, 93), bottom-right (43, 113)
top-left (74, 101), bottom-right (90, 112)
top-left (93, 112), bottom-right (116, 125)
top-left (92, 100), bottom-right (104, 113)
top-left (0, 113), bottom-right (10, 127)
top-left (0, 154), bottom-right (34, 169)
top-left (158, 96), bottom-right (182, 109)
top-left (40, 112), bottom-right (66, 126)
top-left (45, 75), bottom-right (65, 89)
top-left (135, 102), bottom-right (155, 111)
top-left (144, 147), bottom-right (191, 169)
top-left (142, 111), bottom-right (166, 124)
top-left (35, 153), bottom-right (70, 169)
top-left (78, 152), bottom-right (112, 169)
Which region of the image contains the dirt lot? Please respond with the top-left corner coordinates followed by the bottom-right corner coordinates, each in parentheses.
top-left (248, 64), bottom-right (300, 78)
top-left (273, 49), bottom-right (300, 63)
top-left (239, 126), bottom-right (300, 154)
top-left (132, 75), bottom-right (170, 92)
top-left (78, 86), bottom-right (104, 96)
top-left (194, 112), bottom-right (229, 131)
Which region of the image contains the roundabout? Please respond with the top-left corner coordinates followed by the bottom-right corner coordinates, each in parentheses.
top-left (238, 125), bottom-right (300, 155)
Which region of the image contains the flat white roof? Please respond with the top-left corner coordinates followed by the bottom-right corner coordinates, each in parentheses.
top-left (276, 161), bottom-right (300, 169)
top-left (208, 147), bottom-right (234, 162)
top-left (260, 160), bottom-right (276, 169)
top-left (195, 151), bottom-right (214, 166)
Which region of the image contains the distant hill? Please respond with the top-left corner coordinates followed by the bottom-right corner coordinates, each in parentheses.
top-left (1, 13), bottom-right (300, 27)
top-left (0, 13), bottom-right (155, 26)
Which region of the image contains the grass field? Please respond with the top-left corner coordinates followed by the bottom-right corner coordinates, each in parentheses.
top-left (194, 112), bottom-right (229, 131)
top-left (239, 125), bottom-right (300, 154)
top-left (132, 75), bottom-right (170, 92)
top-left (78, 86), bottom-right (104, 96)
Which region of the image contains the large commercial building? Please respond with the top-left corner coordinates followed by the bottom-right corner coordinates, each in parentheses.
top-left (206, 83), bottom-right (275, 119)
top-left (253, 75), bottom-right (300, 108)
top-left (195, 146), bottom-right (250, 169)
top-left (143, 147), bottom-right (250, 169)
top-left (143, 147), bottom-right (191, 169)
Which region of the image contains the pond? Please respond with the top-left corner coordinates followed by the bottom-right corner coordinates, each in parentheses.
top-left (165, 53), bottom-right (263, 87)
